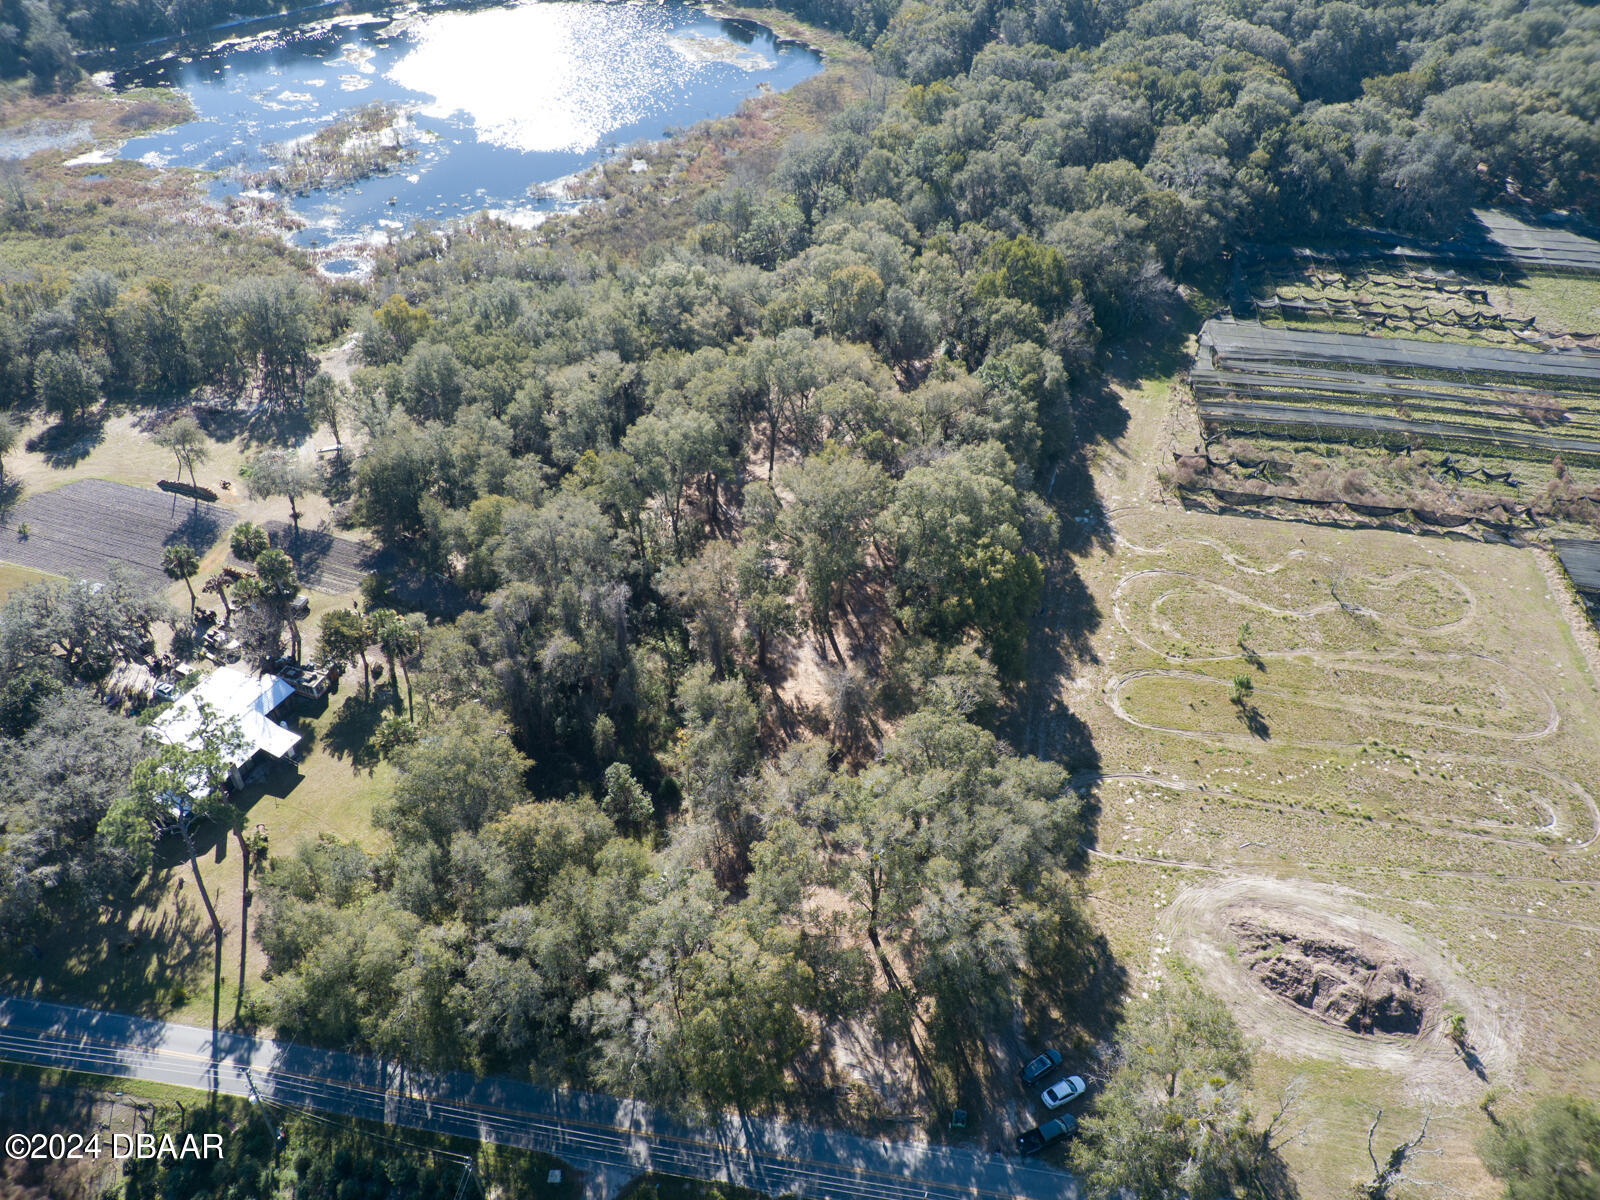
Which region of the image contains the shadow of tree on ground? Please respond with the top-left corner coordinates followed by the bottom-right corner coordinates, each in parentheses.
top-left (322, 692), bottom-right (388, 773)
top-left (0, 872), bottom-right (207, 1020)
top-left (0, 1069), bottom-right (121, 1199)
top-left (26, 413), bottom-right (106, 468)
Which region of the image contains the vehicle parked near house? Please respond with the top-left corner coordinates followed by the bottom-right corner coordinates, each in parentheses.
top-left (1016, 1113), bottom-right (1076, 1155)
top-left (280, 662), bottom-right (331, 699)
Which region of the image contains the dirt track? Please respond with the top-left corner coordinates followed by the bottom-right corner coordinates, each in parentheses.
top-left (1097, 526), bottom-right (1600, 854)
top-left (1058, 359), bottom-right (1600, 1196)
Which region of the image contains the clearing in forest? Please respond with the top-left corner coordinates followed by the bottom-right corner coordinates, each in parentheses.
top-left (1071, 468), bottom-right (1600, 1195)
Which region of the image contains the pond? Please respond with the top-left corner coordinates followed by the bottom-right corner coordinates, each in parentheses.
top-left (99, 1), bottom-right (821, 267)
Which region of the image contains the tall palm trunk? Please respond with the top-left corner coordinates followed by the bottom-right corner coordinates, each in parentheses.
top-left (232, 824), bottom-right (258, 1026)
top-left (179, 819), bottom-right (225, 1046)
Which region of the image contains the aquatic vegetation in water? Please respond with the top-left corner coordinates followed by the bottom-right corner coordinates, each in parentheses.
top-left (248, 101), bottom-right (420, 195)
top-left (107, 0), bottom-right (820, 251)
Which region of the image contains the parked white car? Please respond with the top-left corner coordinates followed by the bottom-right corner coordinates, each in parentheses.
top-left (1040, 1075), bottom-right (1087, 1109)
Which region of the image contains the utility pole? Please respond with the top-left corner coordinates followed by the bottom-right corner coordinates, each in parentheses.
top-left (243, 1064), bottom-right (280, 1144)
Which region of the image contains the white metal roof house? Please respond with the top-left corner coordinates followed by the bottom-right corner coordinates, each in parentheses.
top-left (152, 666), bottom-right (302, 791)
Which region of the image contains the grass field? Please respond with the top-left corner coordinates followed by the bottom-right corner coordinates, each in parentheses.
top-left (0, 560), bottom-right (56, 602)
top-left (1074, 373), bottom-right (1600, 1196)
top-left (1501, 272), bottom-right (1600, 335)
top-left (8, 410), bottom-right (340, 529)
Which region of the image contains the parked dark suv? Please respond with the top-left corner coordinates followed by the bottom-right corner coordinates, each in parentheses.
top-left (1020, 1048), bottom-right (1062, 1085)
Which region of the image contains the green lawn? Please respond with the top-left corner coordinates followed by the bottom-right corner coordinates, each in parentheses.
top-left (175, 677), bottom-right (398, 1030)
top-left (0, 560), bottom-right (56, 602)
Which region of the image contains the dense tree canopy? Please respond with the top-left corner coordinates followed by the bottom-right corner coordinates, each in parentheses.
top-left (0, 692), bottom-right (145, 949)
top-left (1073, 977), bottom-right (1262, 1200)
top-left (0, 264), bottom-right (328, 417)
top-left (6, 0), bottom-right (1597, 1189)
top-left (0, 570), bottom-right (165, 683)
top-left (234, 0), bottom-right (1599, 1150)
top-left (1479, 1094), bottom-right (1600, 1200)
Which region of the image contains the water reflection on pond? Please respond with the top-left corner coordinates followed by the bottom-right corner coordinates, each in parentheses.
top-left (103, 1), bottom-right (820, 263)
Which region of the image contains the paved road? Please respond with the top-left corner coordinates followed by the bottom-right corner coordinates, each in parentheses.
top-left (0, 996), bottom-right (1077, 1200)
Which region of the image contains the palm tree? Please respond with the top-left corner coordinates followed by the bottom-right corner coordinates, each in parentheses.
top-left (368, 608), bottom-right (422, 715)
top-left (203, 570), bottom-right (234, 625)
top-left (367, 608), bottom-right (401, 709)
top-left (229, 521), bottom-right (269, 563)
top-left (396, 614), bottom-right (422, 717)
top-left (317, 608), bottom-right (371, 699)
top-left (162, 544), bottom-right (200, 618)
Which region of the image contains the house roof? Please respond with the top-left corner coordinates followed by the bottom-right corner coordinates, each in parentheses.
top-left (153, 666), bottom-right (302, 770)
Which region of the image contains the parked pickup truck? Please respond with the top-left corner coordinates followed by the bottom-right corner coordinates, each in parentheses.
top-left (1016, 1113), bottom-right (1077, 1156)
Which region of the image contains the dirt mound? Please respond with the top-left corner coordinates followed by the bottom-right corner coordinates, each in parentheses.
top-left (1231, 916), bottom-right (1437, 1035)
top-left (1161, 877), bottom-right (1518, 1100)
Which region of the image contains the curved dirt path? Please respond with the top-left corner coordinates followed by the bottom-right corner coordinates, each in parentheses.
top-left (1112, 564), bottom-right (1478, 655)
top-left (1074, 682), bottom-right (1600, 853)
top-left (1105, 658), bottom-right (1559, 745)
top-left (1072, 373), bottom-right (1600, 1126)
top-left (1095, 542), bottom-right (1600, 852)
